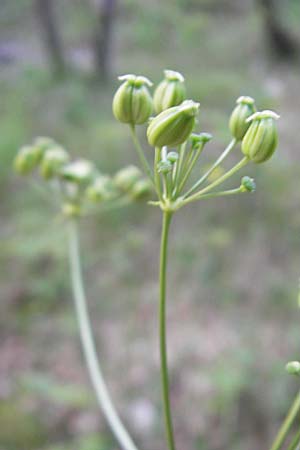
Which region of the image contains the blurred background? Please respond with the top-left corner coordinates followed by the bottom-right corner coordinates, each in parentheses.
top-left (1, 0), bottom-right (300, 449)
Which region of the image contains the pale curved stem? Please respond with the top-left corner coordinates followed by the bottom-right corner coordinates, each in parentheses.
top-left (67, 219), bottom-right (139, 450)
top-left (269, 390), bottom-right (300, 450)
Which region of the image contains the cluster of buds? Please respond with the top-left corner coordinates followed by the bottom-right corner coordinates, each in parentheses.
top-left (13, 137), bottom-right (153, 218)
top-left (112, 69), bottom-right (279, 211)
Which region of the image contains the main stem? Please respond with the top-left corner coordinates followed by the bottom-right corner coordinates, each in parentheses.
top-left (159, 211), bottom-right (176, 450)
top-left (269, 390), bottom-right (300, 450)
top-left (67, 219), bottom-right (139, 450)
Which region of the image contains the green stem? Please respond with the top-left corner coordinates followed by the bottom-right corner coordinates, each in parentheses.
top-left (130, 124), bottom-right (155, 186)
top-left (191, 187), bottom-right (243, 201)
top-left (67, 220), bottom-right (139, 450)
top-left (286, 428), bottom-right (300, 450)
top-left (183, 157), bottom-right (248, 205)
top-left (183, 138), bottom-right (237, 198)
top-left (269, 390), bottom-right (300, 450)
top-left (159, 211), bottom-right (176, 450)
top-left (177, 143), bottom-right (205, 195)
top-left (173, 142), bottom-right (187, 190)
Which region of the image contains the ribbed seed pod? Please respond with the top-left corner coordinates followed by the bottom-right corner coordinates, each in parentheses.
top-left (40, 147), bottom-right (70, 179)
top-left (112, 74), bottom-right (153, 125)
top-left (241, 110), bottom-right (279, 163)
top-left (229, 96), bottom-right (256, 141)
top-left (60, 159), bottom-right (96, 185)
top-left (114, 165), bottom-right (143, 192)
top-left (13, 145), bottom-right (41, 175)
top-left (147, 100), bottom-right (200, 148)
top-left (153, 70), bottom-right (186, 114)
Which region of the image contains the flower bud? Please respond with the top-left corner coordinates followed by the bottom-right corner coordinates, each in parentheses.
top-left (60, 159), bottom-right (96, 185)
top-left (114, 165), bottom-right (142, 192)
top-left (40, 147), bottom-right (69, 179)
top-left (229, 96), bottom-right (256, 141)
top-left (240, 176), bottom-right (256, 192)
top-left (13, 145), bottom-right (40, 175)
top-left (167, 151), bottom-right (179, 164)
top-left (190, 132), bottom-right (212, 150)
top-left (112, 74), bottom-right (153, 125)
top-left (241, 110), bottom-right (280, 164)
top-left (286, 361), bottom-right (300, 376)
top-left (130, 179), bottom-right (153, 200)
top-left (157, 160), bottom-right (173, 174)
top-left (147, 100), bottom-right (200, 148)
top-left (153, 70), bottom-right (186, 114)
top-left (86, 175), bottom-right (117, 202)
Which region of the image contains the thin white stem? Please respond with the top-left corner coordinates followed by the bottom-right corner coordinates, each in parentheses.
top-left (67, 220), bottom-right (139, 450)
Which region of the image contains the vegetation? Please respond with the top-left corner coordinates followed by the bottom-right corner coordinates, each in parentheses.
top-left (1, 1), bottom-right (300, 450)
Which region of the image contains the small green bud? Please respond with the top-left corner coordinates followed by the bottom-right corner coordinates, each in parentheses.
top-left (157, 160), bottom-right (173, 174)
top-left (40, 147), bottom-right (70, 179)
top-left (240, 176), bottom-right (256, 192)
top-left (286, 361), bottom-right (300, 376)
top-left (147, 100), bottom-right (200, 148)
top-left (130, 179), bottom-right (153, 200)
top-left (241, 110), bottom-right (280, 164)
top-left (13, 145), bottom-right (40, 175)
top-left (190, 132), bottom-right (212, 149)
top-left (114, 165), bottom-right (143, 192)
top-left (153, 70), bottom-right (186, 114)
top-left (229, 96), bottom-right (256, 141)
top-left (60, 159), bottom-right (96, 185)
top-left (167, 151), bottom-right (179, 164)
top-left (112, 74), bottom-right (153, 125)
top-left (86, 175), bottom-right (117, 202)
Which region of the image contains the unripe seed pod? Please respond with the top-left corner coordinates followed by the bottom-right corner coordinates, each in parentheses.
top-left (13, 145), bottom-right (41, 175)
top-left (147, 100), bottom-right (200, 148)
top-left (286, 361), bottom-right (300, 376)
top-left (40, 147), bottom-right (70, 179)
top-left (112, 74), bottom-right (153, 125)
top-left (130, 179), bottom-right (153, 200)
top-left (240, 176), bottom-right (256, 192)
top-left (153, 70), bottom-right (186, 114)
top-left (114, 165), bottom-right (142, 192)
top-left (60, 159), bottom-right (96, 185)
top-left (86, 175), bottom-right (117, 202)
top-left (229, 96), bottom-right (256, 141)
top-left (241, 110), bottom-right (279, 164)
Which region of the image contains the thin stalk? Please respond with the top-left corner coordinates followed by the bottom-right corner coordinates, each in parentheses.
top-left (67, 220), bottom-right (139, 450)
top-left (130, 124), bottom-right (155, 186)
top-left (269, 390), bottom-right (300, 450)
top-left (183, 157), bottom-right (248, 205)
top-left (191, 187), bottom-right (243, 201)
top-left (177, 143), bottom-right (205, 194)
top-left (183, 138), bottom-right (237, 199)
top-left (172, 142), bottom-right (187, 191)
top-left (159, 211), bottom-right (176, 450)
top-left (155, 147), bottom-right (163, 201)
top-left (286, 428), bottom-right (300, 450)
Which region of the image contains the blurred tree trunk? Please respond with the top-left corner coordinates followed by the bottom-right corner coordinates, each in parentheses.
top-left (92, 0), bottom-right (117, 81)
top-left (35, 0), bottom-right (66, 76)
top-left (256, 0), bottom-right (299, 60)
